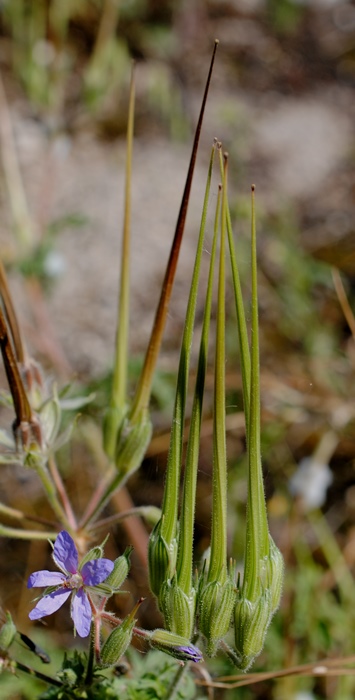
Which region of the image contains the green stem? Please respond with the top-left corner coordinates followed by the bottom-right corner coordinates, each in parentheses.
top-left (243, 186), bottom-right (268, 602)
top-left (177, 181), bottom-right (221, 593)
top-left (0, 502), bottom-right (57, 528)
top-left (84, 625), bottom-right (96, 687)
top-left (32, 456), bottom-right (71, 529)
top-left (89, 505), bottom-right (160, 532)
top-left (0, 524), bottom-right (57, 540)
top-left (250, 185), bottom-right (268, 555)
top-left (208, 156), bottom-right (227, 584)
top-left (112, 63), bottom-right (135, 410)
top-left (218, 147), bottom-right (251, 434)
top-left (79, 466), bottom-right (126, 530)
top-left (163, 634), bottom-right (200, 700)
top-left (164, 662), bottom-right (189, 700)
top-left (161, 140), bottom-right (217, 547)
top-left (47, 454), bottom-right (77, 530)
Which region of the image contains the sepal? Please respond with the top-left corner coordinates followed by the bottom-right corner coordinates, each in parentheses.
top-left (114, 410), bottom-right (152, 476)
top-left (149, 629), bottom-right (203, 663)
top-left (266, 536), bottom-right (284, 614)
top-left (103, 546), bottom-right (132, 593)
top-left (233, 589), bottom-right (272, 671)
top-left (100, 600), bottom-right (140, 668)
top-left (198, 577), bottom-right (236, 656)
top-left (159, 576), bottom-right (196, 639)
top-left (148, 520), bottom-right (177, 598)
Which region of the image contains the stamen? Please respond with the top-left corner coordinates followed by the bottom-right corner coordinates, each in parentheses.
top-left (68, 573), bottom-right (83, 589)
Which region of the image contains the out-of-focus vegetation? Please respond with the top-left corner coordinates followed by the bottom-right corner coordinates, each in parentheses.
top-left (0, 0), bottom-right (188, 136)
top-left (0, 1), bottom-right (355, 699)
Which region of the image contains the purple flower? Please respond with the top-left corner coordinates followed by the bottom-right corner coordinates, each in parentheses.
top-left (27, 531), bottom-right (114, 637)
top-left (175, 645), bottom-right (203, 663)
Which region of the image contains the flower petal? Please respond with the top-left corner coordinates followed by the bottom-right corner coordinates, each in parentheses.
top-left (81, 558), bottom-right (114, 586)
top-left (28, 571), bottom-right (66, 588)
top-left (71, 588), bottom-right (91, 637)
top-left (53, 531), bottom-right (78, 574)
top-left (29, 588), bottom-right (71, 620)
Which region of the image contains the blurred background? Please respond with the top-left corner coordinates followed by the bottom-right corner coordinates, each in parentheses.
top-left (0, 1), bottom-right (355, 698)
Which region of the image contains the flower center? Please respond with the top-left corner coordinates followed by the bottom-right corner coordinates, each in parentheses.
top-left (68, 573), bottom-right (83, 589)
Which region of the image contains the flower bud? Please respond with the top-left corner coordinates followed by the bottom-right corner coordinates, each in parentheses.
top-left (198, 578), bottom-right (236, 656)
top-left (104, 547), bottom-right (132, 593)
top-left (149, 629), bottom-right (203, 663)
top-left (115, 411), bottom-right (152, 477)
top-left (100, 602), bottom-right (140, 668)
top-left (21, 359), bottom-right (45, 409)
top-left (234, 590), bottom-right (272, 671)
top-left (0, 611), bottom-right (16, 650)
top-left (79, 535), bottom-right (110, 570)
top-left (148, 521), bottom-right (177, 598)
top-left (58, 667), bottom-right (78, 687)
top-left (159, 577), bottom-right (196, 639)
top-left (39, 394), bottom-right (61, 448)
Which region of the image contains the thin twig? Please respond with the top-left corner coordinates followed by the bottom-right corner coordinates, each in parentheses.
top-left (90, 507), bottom-right (146, 531)
top-left (47, 454), bottom-right (77, 531)
top-left (0, 502), bottom-right (58, 529)
top-left (197, 654), bottom-right (355, 690)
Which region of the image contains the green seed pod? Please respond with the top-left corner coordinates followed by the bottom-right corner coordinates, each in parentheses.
top-left (115, 411), bottom-right (152, 477)
top-left (100, 602), bottom-right (139, 668)
top-left (0, 611), bottom-right (16, 651)
top-left (159, 577), bottom-right (196, 639)
top-left (234, 590), bottom-right (272, 671)
top-left (100, 623), bottom-right (133, 668)
top-left (149, 629), bottom-right (203, 663)
top-left (266, 536), bottom-right (284, 614)
top-left (198, 578), bottom-right (236, 657)
top-left (148, 520), bottom-right (177, 598)
top-left (104, 547), bottom-right (132, 593)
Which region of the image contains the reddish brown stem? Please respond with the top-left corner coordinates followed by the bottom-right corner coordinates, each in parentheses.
top-left (47, 454), bottom-right (77, 531)
top-left (0, 306), bottom-right (32, 426)
top-left (0, 259), bottom-right (25, 362)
